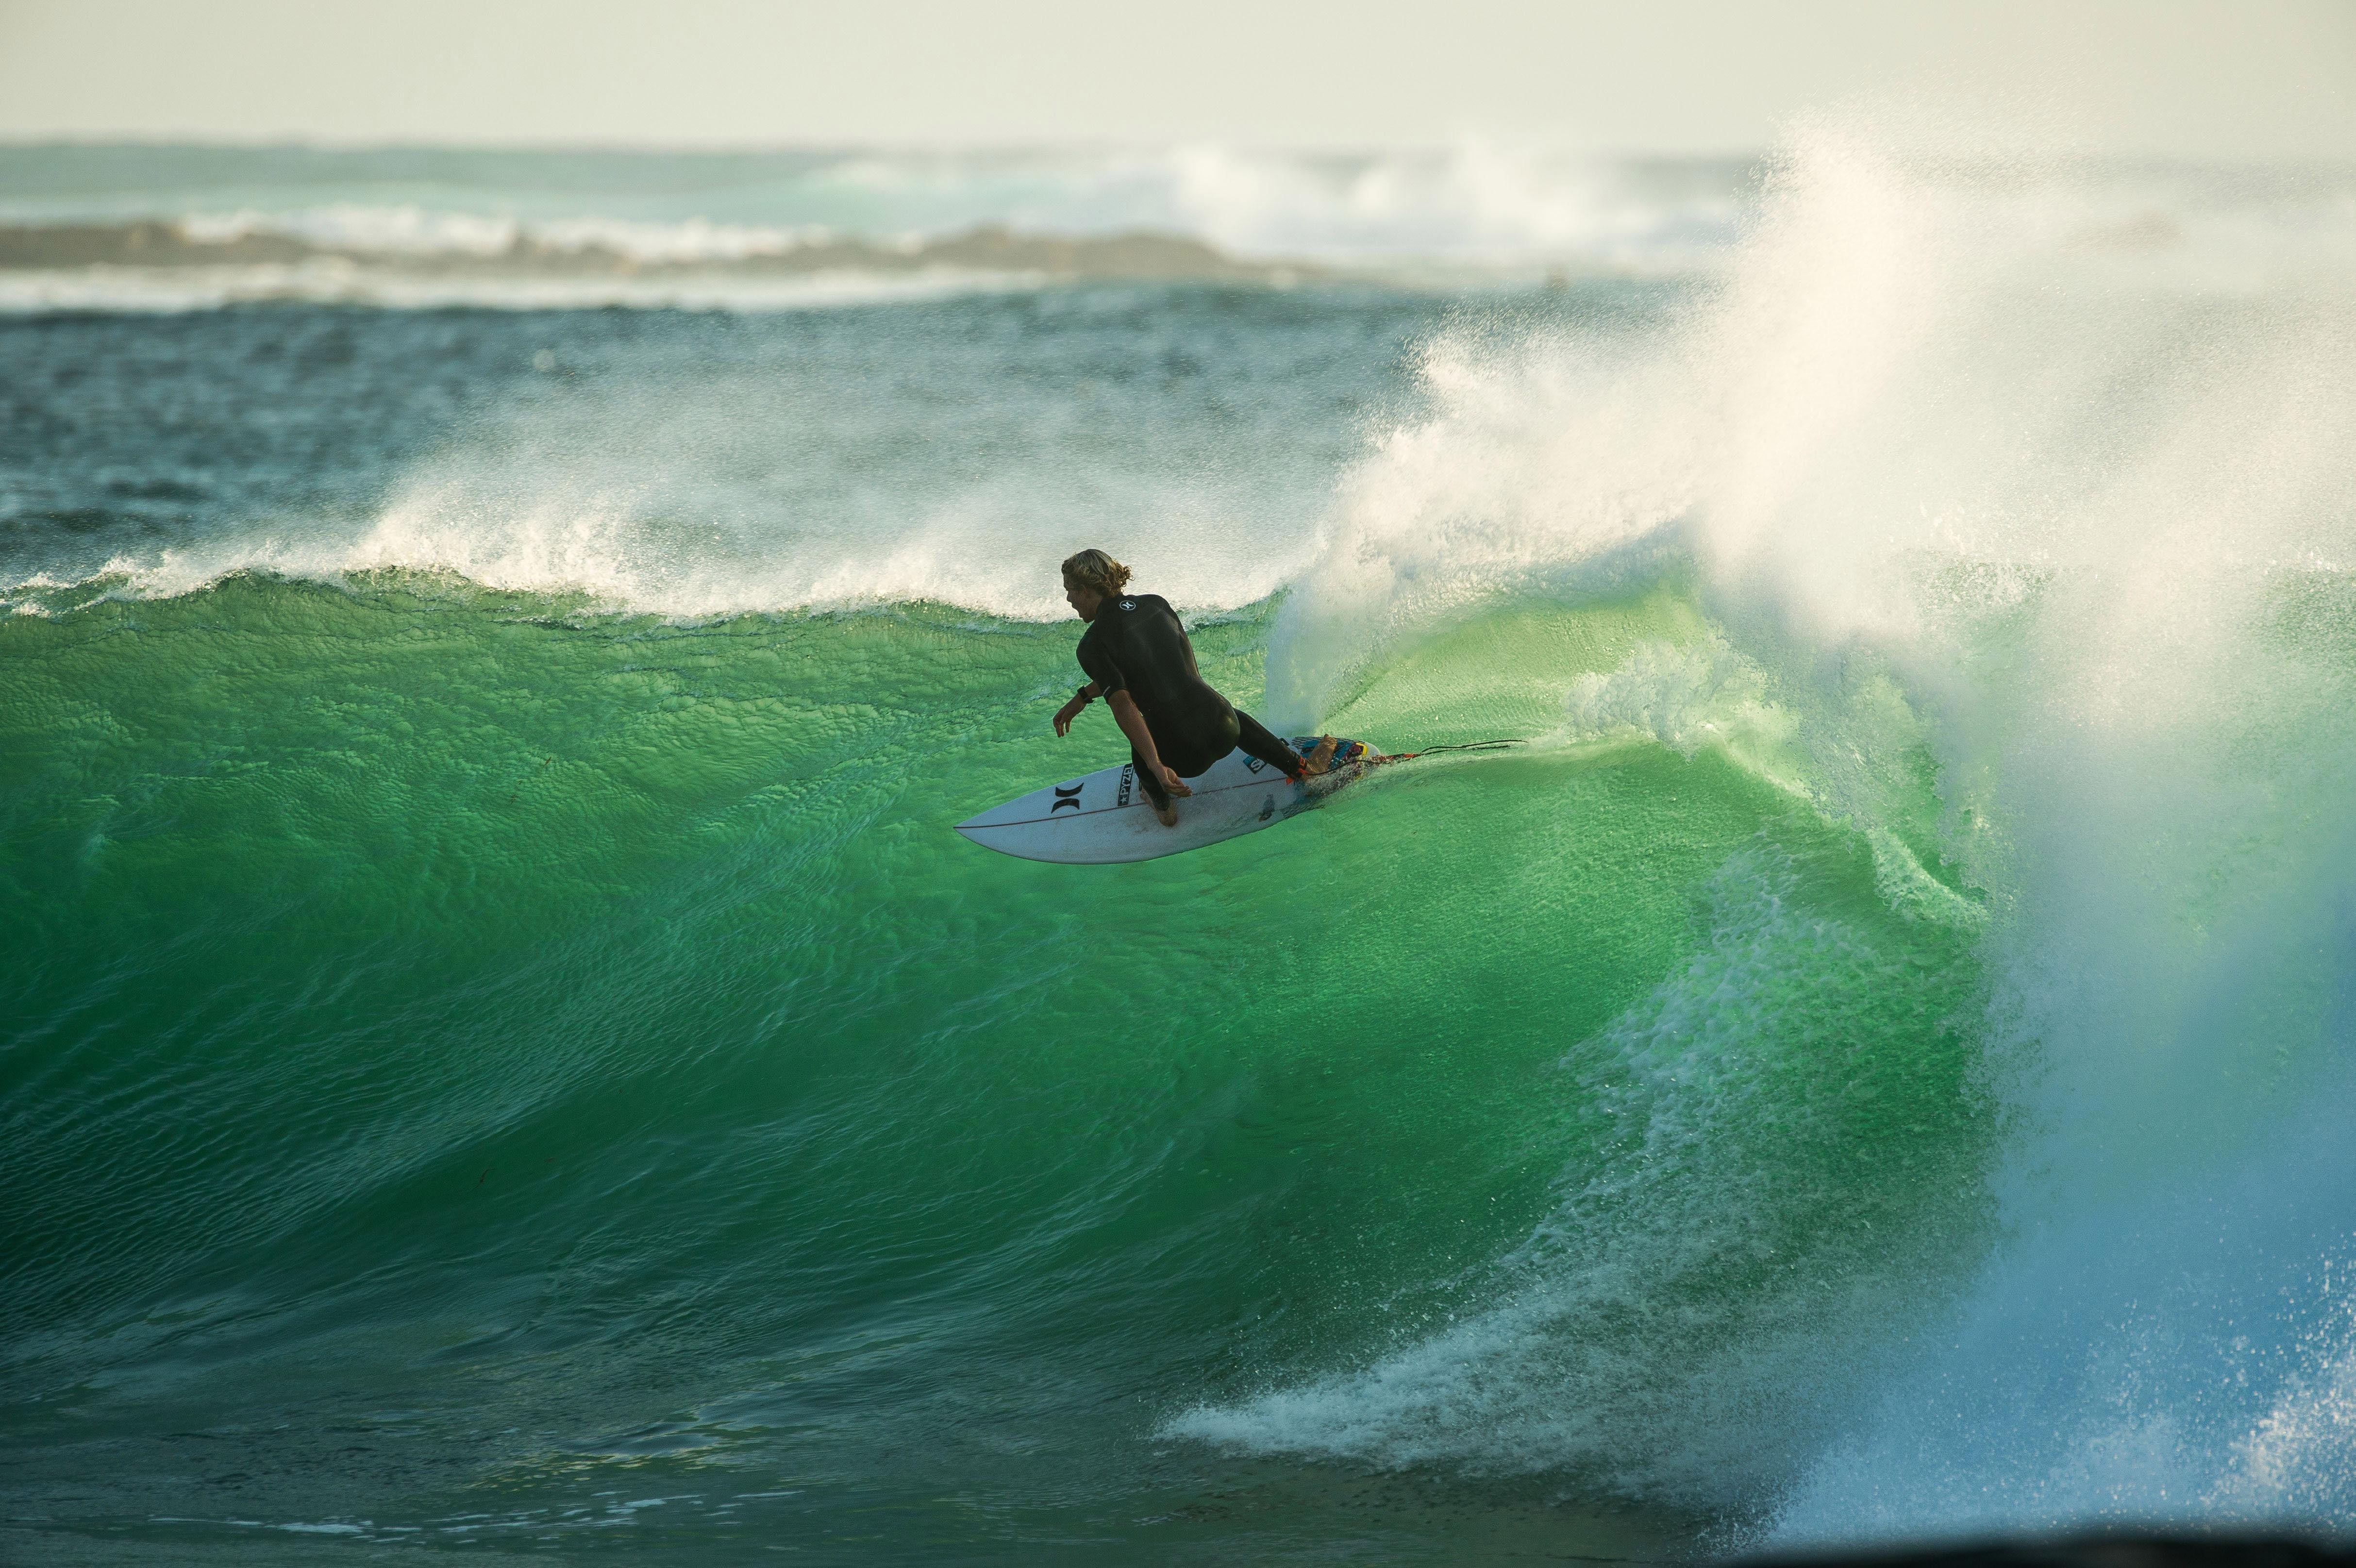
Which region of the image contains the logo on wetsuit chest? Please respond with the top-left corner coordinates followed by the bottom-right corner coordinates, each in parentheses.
top-left (1051, 783), bottom-right (1084, 812)
top-left (1119, 598), bottom-right (1136, 611)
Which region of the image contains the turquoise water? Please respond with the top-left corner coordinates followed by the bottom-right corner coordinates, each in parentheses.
top-left (6, 138), bottom-right (2356, 1562)
top-left (2, 575), bottom-right (1993, 1561)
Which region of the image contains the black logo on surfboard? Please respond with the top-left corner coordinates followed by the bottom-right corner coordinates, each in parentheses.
top-left (1051, 784), bottom-right (1084, 812)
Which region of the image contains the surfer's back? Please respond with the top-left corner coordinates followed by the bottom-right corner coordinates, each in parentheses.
top-left (1076, 593), bottom-right (1225, 731)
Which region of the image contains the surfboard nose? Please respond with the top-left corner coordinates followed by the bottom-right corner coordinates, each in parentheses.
top-left (956, 778), bottom-right (1090, 834)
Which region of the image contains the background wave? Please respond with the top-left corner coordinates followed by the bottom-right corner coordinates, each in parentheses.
top-left (0, 284), bottom-right (1459, 620)
top-left (7, 139), bottom-right (2353, 315)
top-left (0, 140), bottom-right (1752, 268)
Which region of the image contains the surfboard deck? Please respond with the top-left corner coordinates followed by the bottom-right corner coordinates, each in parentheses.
top-left (954, 738), bottom-right (1380, 865)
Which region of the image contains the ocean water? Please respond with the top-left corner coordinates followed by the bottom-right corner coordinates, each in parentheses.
top-left (5, 130), bottom-right (2356, 1564)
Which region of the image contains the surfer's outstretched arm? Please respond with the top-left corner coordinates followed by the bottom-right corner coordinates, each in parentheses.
top-left (1052, 682), bottom-right (1101, 737)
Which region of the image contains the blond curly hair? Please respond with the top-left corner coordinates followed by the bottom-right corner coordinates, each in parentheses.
top-left (1060, 548), bottom-right (1132, 597)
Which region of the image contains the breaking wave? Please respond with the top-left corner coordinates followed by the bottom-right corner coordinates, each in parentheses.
top-left (1182, 111), bottom-right (2356, 1542)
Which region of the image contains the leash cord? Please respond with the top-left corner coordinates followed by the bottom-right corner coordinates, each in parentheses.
top-left (1379, 738), bottom-right (1526, 762)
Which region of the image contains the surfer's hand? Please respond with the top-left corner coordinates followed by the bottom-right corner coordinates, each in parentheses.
top-left (1159, 766), bottom-right (1192, 797)
top-left (1053, 696), bottom-right (1086, 736)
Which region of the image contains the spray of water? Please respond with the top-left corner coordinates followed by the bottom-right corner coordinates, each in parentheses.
top-left (1209, 109), bottom-right (2356, 1536)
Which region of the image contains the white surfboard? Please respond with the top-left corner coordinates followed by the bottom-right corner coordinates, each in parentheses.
top-left (955, 739), bottom-right (1381, 865)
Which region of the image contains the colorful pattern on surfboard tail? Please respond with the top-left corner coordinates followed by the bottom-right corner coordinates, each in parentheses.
top-left (1292, 736), bottom-right (1380, 767)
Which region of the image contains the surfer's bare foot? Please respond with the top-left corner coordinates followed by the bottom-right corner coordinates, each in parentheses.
top-left (1153, 800), bottom-right (1179, 827)
top-left (1300, 735), bottom-right (1338, 777)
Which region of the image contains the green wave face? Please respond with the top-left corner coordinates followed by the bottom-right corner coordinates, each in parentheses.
top-left (1, 572), bottom-right (1993, 1559)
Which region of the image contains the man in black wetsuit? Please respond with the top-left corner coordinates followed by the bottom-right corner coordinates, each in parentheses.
top-left (1051, 548), bottom-right (1330, 827)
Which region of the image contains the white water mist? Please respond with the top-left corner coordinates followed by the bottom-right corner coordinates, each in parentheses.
top-left (1234, 109), bottom-right (2356, 1535)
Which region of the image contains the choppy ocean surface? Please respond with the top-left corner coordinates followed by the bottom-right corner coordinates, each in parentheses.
top-left (5, 133), bottom-right (2356, 1563)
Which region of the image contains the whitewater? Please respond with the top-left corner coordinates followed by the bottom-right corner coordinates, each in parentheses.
top-left (5, 122), bottom-right (2356, 1562)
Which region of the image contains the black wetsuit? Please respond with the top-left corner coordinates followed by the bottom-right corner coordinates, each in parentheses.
top-left (1075, 593), bottom-right (1303, 807)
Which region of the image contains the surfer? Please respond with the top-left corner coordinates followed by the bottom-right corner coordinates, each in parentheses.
top-left (1052, 549), bottom-right (1331, 828)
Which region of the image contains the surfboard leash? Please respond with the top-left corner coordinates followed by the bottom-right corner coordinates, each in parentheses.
top-left (1378, 738), bottom-right (1526, 763)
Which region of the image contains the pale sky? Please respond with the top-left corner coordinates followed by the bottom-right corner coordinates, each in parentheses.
top-left (0, 0), bottom-right (2352, 156)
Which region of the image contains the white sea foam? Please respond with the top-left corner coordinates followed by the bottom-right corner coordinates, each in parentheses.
top-left (2, 390), bottom-right (1326, 624)
top-left (176, 204), bottom-right (832, 263)
top-left (1562, 636), bottom-right (1793, 770)
top-left (179, 204), bottom-right (524, 256)
top-left (1156, 141), bottom-right (1744, 267)
top-left (0, 263), bottom-right (1040, 316)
